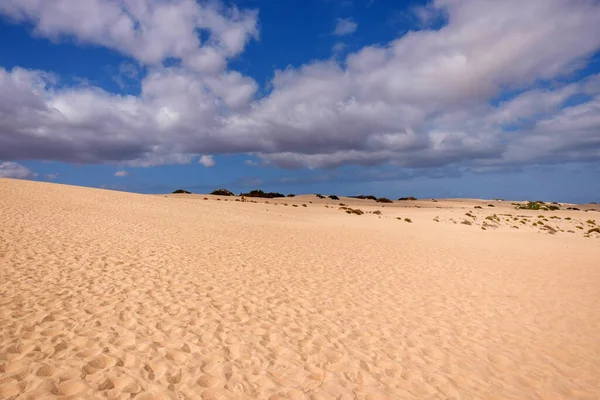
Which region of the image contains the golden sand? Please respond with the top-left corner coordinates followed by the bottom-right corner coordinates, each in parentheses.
top-left (1, 178), bottom-right (599, 399)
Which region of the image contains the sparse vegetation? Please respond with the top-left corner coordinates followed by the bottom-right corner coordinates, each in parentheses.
top-left (398, 196), bottom-right (417, 201)
top-left (576, 226), bottom-right (584, 230)
top-left (433, 216), bottom-right (440, 222)
top-left (565, 217), bottom-right (572, 220)
top-left (376, 197), bottom-right (393, 203)
top-left (474, 206), bottom-right (483, 209)
top-left (328, 195), bottom-right (339, 200)
top-left (172, 189), bottom-right (191, 194)
top-left (210, 188), bottom-right (234, 196)
top-left (302, 204), bottom-right (307, 207)
top-left (316, 194), bottom-right (326, 199)
top-left (352, 195), bottom-right (377, 200)
top-left (586, 220), bottom-right (596, 225)
top-left (567, 207), bottom-right (580, 211)
top-left (346, 208), bottom-right (364, 215)
top-left (487, 204), bottom-right (495, 207)
top-left (588, 227), bottom-right (600, 234)
top-left (287, 194), bottom-right (296, 197)
top-left (461, 220), bottom-right (472, 225)
top-left (404, 218), bottom-right (412, 223)
top-left (241, 190), bottom-right (285, 198)
top-left (372, 210), bottom-right (382, 215)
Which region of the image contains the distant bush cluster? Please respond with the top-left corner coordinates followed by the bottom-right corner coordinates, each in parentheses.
top-left (398, 196), bottom-right (417, 201)
top-left (328, 195), bottom-right (339, 200)
top-left (516, 201), bottom-right (560, 211)
top-left (376, 197), bottom-right (393, 203)
top-left (172, 189), bottom-right (191, 194)
top-left (352, 195), bottom-right (377, 200)
top-left (210, 189), bottom-right (234, 196)
top-left (240, 189), bottom-right (285, 198)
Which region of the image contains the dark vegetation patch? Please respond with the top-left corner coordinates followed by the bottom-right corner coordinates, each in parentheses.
top-left (376, 197), bottom-right (393, 203)
top-left (398, 197), bottom-right (417, 201)
top-left (172, 189), bottom-right (191, 194)
top-left (210, 189), bottom-right (234, 196)
top-left (241, 190), bottom-right (285, 198)
top-left (328, 195), bottom-right (339, 200)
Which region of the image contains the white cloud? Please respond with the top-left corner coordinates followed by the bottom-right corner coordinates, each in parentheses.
top-left (0, 0), bottom-right (600, 173)
top-left (46, 173), bottom-right (59, 180)
top-left (0, 0), bottom-right (258, 74)
top-left (0, 161), bottom-right (33, 178)
top-left (199, 155), bottom-right (215, 167)
top-left (114, 170), bottom-right (129, 177)
top-left (334, 18), bottom-right (357, 36)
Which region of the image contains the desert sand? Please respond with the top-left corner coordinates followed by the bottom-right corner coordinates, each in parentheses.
top-left (1, 178), bottom-right (599, 400)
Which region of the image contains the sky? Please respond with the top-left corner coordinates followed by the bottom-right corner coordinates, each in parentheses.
top-left (0, 0), bottom-right (599, 202)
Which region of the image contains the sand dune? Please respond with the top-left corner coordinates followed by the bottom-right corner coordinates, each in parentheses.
top-left (1, 178), bottom-right (599, 399)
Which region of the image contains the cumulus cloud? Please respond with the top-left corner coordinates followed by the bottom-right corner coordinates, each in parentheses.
top-left (114, 170), bottom-right (129, 177)
top-left (334, 18), bottom-right (357, 36)
top-left (0, 161), bottom-right (33, 178)
top-left (0, 0), bottom-right (600, 173)
top-left (198, 155), bottom-right (215, 167)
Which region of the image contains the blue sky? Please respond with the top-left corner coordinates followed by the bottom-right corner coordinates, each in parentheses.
top-left (0, 0), bottom-right (599, 202)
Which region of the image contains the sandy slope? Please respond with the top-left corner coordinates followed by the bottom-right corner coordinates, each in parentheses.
top-left (1, 179), bottom-right (599, 400)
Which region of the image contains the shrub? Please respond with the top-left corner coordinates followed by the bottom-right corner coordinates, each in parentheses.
top-left (346, 208), bottom-right (364, 215)
top-left (241, 190), bottom-right (285, 198)
top-left (172, 189), bottom-right (191, 194)
top-left (576, 226), bottom-right (584, 229)
top-left (287, 194), bottom-right (296, 197)
top-left (586, 220), bottom-right (596, 225)
top-left (328, 195), bottom-right (340, 200)
top-left (487, 204), bottom-right (495, 207)
top-left (461, 220), bottom-right (472, 225)
top-left (547, 205), bottom-right (560, 211)
top-left (302, 204), bottom-right (307, 207)
top-left (398, 196), bottom-right (417, 201)
top-left (353, 195), bottom-right (377, 200)
top-left (376, 197), bottom-right (393, 203)
top-left (316, 194), bottom-right (326, 199)
top-left (404, 218), bottom-right (412, 223)
top-left (210, 188), bottom-right (234, 196)
top-left (588, 227), bottom-right (600, 234)
top-left (516, 201), bottom-right (545, 210)
top-left (474, 206), bottom-right (483, 209)
top-left (372, 210), bottom-right (382, 215)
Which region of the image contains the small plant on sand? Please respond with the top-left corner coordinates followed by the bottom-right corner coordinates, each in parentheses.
top-left (287, 194), bottom-right (296, 197)
top-left (172, 189), bottom-right (191, 194)
top-left (203, 197), bottom-right (208, 200)
top-left (433, 216), bottom-right (440, 222)
top-left (565, 217), bottom-right (571, 220)
top-left (339, 203), bottom-right (347, 207)
top-left (547, 205), bottom-right (560, 211)
top-left (346, 208), bottom-right (364, 215)
top-left (481, 226), bottom-right (487, 230)
top-left (292, 204), bottom-right (298, 207)
top-left (461, 220), bottom-right (472, 225)
top-left (516, 201), bottom-right (545, 210)
top-left (487, 204), bottom-right (495, 207)
top-left (302, 204), bottom-right (307, 207)
top-left (576, 226), bottom-right (584, 229)
top-left (586, 219), bottom-right (596, 225)
top-left (372, 210), bottom-right (382, 215)
top-left (376, 197), bottom-right (393, 203)
top-left (404, 218), bottom-right (412, 223)
top-left (474, 206), bottom-right (483, 209)
top-left (398, 196), bottom-right (417, 201)
top-left (328, 195), bottom-right (340, 200)
top-left (316, 194), bottom-right (326, 199)
top-left (588, 227), bottom-right (600, 234)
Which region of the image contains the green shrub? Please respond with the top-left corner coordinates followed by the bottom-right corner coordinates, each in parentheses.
top-left (210, 188), bottom-right (234, 196)
top-left (241, 190), bottom-right (285, 198)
